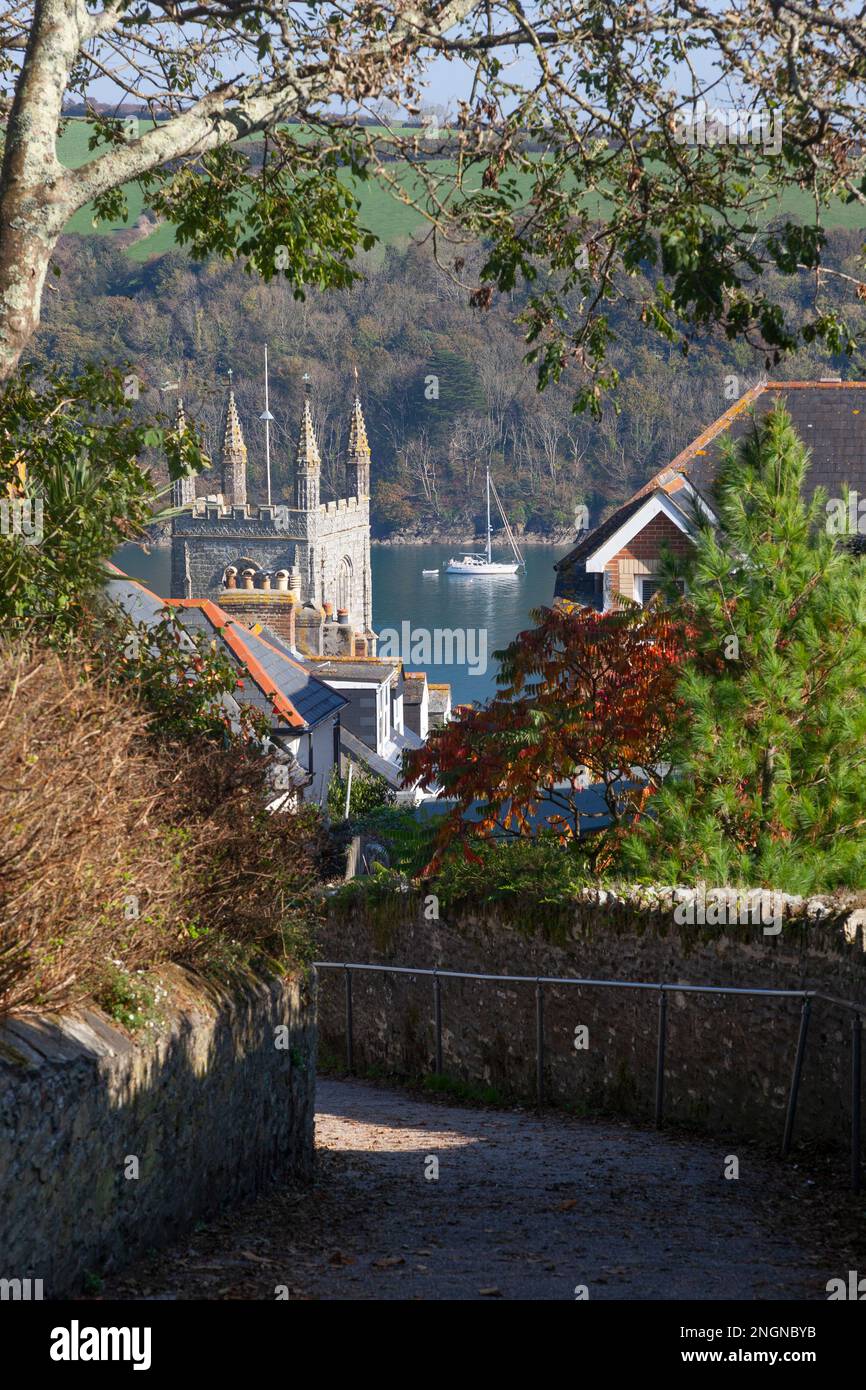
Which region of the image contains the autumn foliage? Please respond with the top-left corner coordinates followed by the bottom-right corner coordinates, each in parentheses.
top-left (0, 639), bottom-right (327, 1016)
top-left (403, 601), bottom-right (692, 864)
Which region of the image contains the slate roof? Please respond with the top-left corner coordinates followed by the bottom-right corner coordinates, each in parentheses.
top-left (554, 493), bottom-right (650, 574)
top-left (341, 727), bottom-right (404, 788)
top-left (428, 684), bottom-right (452, 716)
top-left (555, 381), bottom-right (866, 583)
top-left (402, 672), bottom-right (427, 704)
top-left (308, 657), bottom-right (399, 685)
top-left (665, 381), bottom-right (866, 504)
top-left (167, 599), bottom-right (347, 731)
top-left (104, 568), bottom-right (346, 733)
top-left (104, 569), bottom-right (178, 632)
top-left (230, 624), bottom-right (346, 728)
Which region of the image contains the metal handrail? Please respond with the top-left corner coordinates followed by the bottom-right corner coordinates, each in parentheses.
top-left (313, 960), bottom-right (863, 1191)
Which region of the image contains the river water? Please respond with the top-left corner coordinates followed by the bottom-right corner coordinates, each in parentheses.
top-left (112, 540), bottom-right (567, 705)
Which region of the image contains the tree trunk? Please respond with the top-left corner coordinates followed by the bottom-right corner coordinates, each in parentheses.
top-left (0, 0), bottom-right (80, 381)
top-left (0, 209), bottom-right (64, 381)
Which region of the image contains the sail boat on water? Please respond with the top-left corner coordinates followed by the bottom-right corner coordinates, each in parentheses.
top-left (445, 466), bottom-right (524, 575)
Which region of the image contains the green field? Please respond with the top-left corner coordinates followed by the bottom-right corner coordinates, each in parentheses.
top-left (57, 119), bottom-right (866, 264)
top-left (59, 122), bottom-right (457, 257)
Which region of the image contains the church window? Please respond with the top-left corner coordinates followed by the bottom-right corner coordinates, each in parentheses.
top-left (337, 556), bottom-right (353, 612)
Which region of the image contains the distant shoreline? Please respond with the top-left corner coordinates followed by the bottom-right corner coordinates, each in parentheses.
top-left (143, 525), bottom-right (575, 550)
top-left (371, 531), bottom-right (573, 548)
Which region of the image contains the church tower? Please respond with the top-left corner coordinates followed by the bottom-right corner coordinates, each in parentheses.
top-left (171, 368), bottom-right (374, 642)
top-left (294, 373), bottom-right (321, 512)
top-left (221, 374), bottom-right (248, 508)
top-left (347, 367), bottom-right (371, 500)
top-left (170, 396), bottom-right (196, 510)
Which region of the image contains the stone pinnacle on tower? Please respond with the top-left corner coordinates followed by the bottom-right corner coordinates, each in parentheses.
top-left (221, 368), bottom-right (248, 508)
top-left (170, 395), bottom-right (196, 510)
top-left (294, 372), bottom-right (321, 511)
top-left (347, 365), bottom-right (371, 499)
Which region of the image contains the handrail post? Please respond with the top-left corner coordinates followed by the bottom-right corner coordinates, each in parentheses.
top-left (535, 979), bottom-right (544, 1108)
top-left (655, 987), bottom-right (667, 1127)
top-left (782, 995), bottom-right (811, 1156)
top-left (852, 1014), bottom-right (862, 1193)
top-left (433, 972), bottom-right (443, 1074)
top-left (344, 965), bottom-right (354, 1075)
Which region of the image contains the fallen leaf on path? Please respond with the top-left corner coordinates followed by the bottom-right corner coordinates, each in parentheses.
top-left (372, 1255), bottom-right (406, 1269)
top-left (479, 1286), bottom-right (503, 1297)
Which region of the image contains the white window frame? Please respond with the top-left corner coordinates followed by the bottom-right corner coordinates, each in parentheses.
top-left (637, 575), bottom-right (686, 605)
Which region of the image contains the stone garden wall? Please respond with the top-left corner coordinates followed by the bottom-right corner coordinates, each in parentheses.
top-left (318, 888), bottom-right (866, 1150)
top-left (0, 964), bottom-right (316, 1298)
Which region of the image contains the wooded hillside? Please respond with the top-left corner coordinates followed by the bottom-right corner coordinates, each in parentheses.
top-left (31, 228), bottom-right (866, 537)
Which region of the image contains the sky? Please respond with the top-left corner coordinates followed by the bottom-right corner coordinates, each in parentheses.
top-left (76, 8), bottom-right (732, 121)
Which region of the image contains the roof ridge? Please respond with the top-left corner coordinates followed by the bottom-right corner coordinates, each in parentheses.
top-left (647, 380), bottom-right (767, 489)
top-left (763, 379), bottom-right (866, 388)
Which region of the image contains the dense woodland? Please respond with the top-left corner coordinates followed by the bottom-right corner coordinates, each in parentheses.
top-left (30, 226), bottom-right (866, 539)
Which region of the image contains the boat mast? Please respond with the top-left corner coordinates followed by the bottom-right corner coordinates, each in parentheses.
top-left (486, 465), bottom-right (492, 564)
top-left (260, 344), bottom-right (274, 506)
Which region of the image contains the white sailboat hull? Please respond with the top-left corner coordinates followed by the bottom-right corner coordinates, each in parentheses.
top-left (440, 468), bottom-right (524, 577)
top-left (445, 555), bottom-right (520, 575)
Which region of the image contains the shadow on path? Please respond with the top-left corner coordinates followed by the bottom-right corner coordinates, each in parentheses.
top-left (103, 1076), bottom-right (830, 1301)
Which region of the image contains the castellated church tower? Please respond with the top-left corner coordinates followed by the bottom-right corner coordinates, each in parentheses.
top-left (170, 371), bottom-right (375, 653)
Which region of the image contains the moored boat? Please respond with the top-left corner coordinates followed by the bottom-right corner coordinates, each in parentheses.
top-left (445, 468), bottom-right (524, 576)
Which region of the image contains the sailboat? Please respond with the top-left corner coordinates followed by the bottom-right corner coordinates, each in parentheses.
top-left (445, 467), bottom-right (524, 575)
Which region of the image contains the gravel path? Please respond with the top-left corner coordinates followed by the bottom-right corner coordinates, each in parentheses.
top-left (305, 1079), bottom-right (823, 1300)
top-left (103, 1077), bottom-right (831, 1301)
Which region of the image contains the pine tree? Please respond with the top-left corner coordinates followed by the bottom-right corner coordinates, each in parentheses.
top-left (418, 347), bottom-right (486, 446)
top-left (620, 403), bottom-right (866, 893)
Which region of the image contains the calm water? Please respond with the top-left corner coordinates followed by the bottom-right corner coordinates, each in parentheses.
top-left (112, 540), bottom-right (565, 705)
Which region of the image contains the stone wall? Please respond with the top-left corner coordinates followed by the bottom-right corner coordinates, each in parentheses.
top-left (318, 890), bottom-right (866, 1150)
top-left (0, 964), bottom-right (316, 1298)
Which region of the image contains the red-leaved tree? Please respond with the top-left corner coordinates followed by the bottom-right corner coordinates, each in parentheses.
top-left (404, 602), bottom-right (693, 866)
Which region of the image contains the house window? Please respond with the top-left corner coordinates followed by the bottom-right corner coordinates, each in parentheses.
top-left (378, 688), bottom-right (388, 750)
top-left (639, 577), bottom-right (685, 605)
top-left (603, 569), bottom-right (614, 609)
